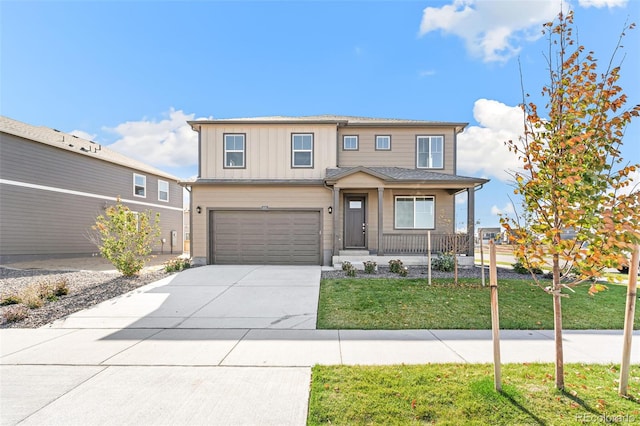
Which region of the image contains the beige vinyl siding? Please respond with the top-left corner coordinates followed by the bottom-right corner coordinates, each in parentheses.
top-left (338, 127), bottom-right (456, 174)
top-left (200, 124), bottom-right (338, 179)
top-left (0, 132), bottom-right (183, 258)
top-left (191, 185), bottom-right (332, 263)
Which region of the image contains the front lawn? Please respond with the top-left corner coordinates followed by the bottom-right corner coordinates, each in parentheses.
top-left (317, 278), bottom-right (639, 330)
top-left (308, 363), bottom-right (640, 425)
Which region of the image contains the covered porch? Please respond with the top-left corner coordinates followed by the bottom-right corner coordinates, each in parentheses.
top-left (324, 167), bottom-right (488, 266)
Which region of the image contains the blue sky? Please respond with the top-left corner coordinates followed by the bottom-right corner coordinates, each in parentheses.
top-left (2, 0), bottom-right (638, 229)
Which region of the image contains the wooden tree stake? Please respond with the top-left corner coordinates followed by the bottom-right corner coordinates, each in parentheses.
top-left (489, 240), bottom-right (502, 391)
top-left (619, 245), bottom-right (639, 396)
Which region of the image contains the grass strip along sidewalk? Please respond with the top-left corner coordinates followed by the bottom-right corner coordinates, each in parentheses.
top-left (317, 278), bottom-right (639, 330)
top-left (308, 363), bottom-right (640, 425)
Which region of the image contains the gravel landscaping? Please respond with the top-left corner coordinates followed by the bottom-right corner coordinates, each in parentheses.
top-left (0, 267), bottom-right (169, 328)
top-left (321, 265), bottom-right (534, 281)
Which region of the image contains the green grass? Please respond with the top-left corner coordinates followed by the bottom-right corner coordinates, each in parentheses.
top-left (317, 278), bottom-right (639, 330)
top-left (308, 363), bottom-right (640, 425)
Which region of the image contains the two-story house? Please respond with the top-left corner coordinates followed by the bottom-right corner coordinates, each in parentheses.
top-left (183, 115), bottom-right (489, 266)
top-left (0, 116), bottom-right (184, 262)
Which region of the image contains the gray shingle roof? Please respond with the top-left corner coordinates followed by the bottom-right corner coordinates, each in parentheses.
top-left (0, 116), bottom-right (178, 181)
top-left (190, 114), bottom-right (467, 129)
top-left (325, 167), bottom-right (489, 184)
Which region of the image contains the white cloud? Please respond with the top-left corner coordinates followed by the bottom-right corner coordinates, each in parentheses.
top-left (578, 0), bottom-right (627, 8)
top-left (69, 129), bottom-right (97, 141)
top-left (105, 109), bottom-right (200, 169)
top-left (491, 203), bottom-right (515, 216)
top-left (457, 99), bottom-right (524, 182)
top-left (418, 69), bottom-right (436, 77)
top-left (419, 0), bottom-right (568, 63)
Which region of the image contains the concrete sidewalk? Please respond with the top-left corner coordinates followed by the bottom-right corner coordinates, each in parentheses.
top-left (1, 265), bottom-right (638, 425)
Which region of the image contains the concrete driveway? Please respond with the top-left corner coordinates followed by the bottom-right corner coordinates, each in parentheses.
top-left (46, 265), bottom-right (321, 330)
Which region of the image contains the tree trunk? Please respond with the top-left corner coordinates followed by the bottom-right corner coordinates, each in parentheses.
top-left (552, 254), bottom-right (565, 390)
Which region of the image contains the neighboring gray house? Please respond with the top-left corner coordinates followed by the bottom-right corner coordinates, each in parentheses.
top-left (0, 116), bottom-right (184, 262)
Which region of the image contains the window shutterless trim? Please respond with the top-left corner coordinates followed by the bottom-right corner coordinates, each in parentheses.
top-left (158, 179), bottom-right (169, 202)
top-left (375, 134), bottom-right (391, 151)
top-left (133, 173), bottom-right (146, 198)
top-left (342, 135), bottom-right (359, 151)
top-left (223, 133), bottom-right (247, 169)
top-left (393, 195), bottom-right (435, 230)
top-left (291, 133), bottom-right (314, 168)
top-left (416, 135), bottom-right (445, 169)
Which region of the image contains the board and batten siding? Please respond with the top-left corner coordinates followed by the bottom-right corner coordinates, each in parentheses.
top-left (199, 124), bottom-right (338, 179)
top-left (0, 133), bottom-right (183, 259)
top-left (191, 185), bottom-right (333, 265)
top-left (337, 126), bottom-right (457, 174)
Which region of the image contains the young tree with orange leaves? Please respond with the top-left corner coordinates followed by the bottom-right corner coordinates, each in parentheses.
top-left (502, 11), bottom-right (640, 390)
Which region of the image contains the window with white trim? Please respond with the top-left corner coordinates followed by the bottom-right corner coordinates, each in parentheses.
top-left (416, 136), bottom-right (443, 168)
top-left (133, 174), bottom-right (146, 197)
top-left (376, 135), bottom-right (391, 150)
top-left (292, 133), bottom-right (313, 168)
top-left (343, 135), bottom-right (358, 150)
top-left (395, 196), bottom-right (435, 229)
top-left (224, 134), bottom-right (245, 168)
top-left (158, 180), bottom-right (169, 202)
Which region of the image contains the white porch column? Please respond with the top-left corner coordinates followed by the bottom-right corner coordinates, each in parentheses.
top-left (378, 187), bottom-right (384, 256)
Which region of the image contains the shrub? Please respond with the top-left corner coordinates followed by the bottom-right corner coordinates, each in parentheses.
top-left (513, 261), bottom-right (543, 275)
top-left (90, 199), bottom-right (161, 276)
top-left (398, 267), bottom-right (408, 277)
top-left (2, 305), bottom-right (29, 323)
top-left (0, 294), bottom-right (21, 306)
top-left (433, 253), bottom-right (455, 272)
top-left (342, 261), bottom-right (357, 277)
top-left (165, 257), bottom-right (191, 273)
top-left (388, 259), bottom-right (404, 274)
top-left (363, 261), bottom-right (377, 274)
top-left (53, 278), bottom-right (70, 297)
top-left (21, 285), bottom-right (45, 309)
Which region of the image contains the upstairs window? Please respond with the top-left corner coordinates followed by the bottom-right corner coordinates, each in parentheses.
top-left (292, 133), bottom-right (313, 168)
top-left (376, 135), bottom-right (391, 150)
top-left (343, 135), bottom-right (358, 150)
top-left (417, 135), bottom-right (443, 168)
top-left (395, 196), bottom-right (435, 229)
top-left (158, 180), bottom-right (169, 202)
top-left (224, 134), bottom-right (246, 168)
top-left (133, 174), bottom-right (146, 197)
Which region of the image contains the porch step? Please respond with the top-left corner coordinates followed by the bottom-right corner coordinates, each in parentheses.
top-left (338, 250), bottom-right (370, 256)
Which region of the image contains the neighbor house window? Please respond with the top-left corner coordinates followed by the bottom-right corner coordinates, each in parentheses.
top-left (158, 180), bottom-right (169, 202)
top-left (133, 174), bottom-right (146, 197)
top-left (343, 135), bottom-right (358, 150)
top-left (395, 196), bottom-right (435, 229)
top-left (224, 134), bottom-right (245, 168)
top-left (292, 133), bottom-right (313, 168)
top-left (416, 136), bottom-right (443, 168)
top-left (376, 135), bottom-right (391, 150)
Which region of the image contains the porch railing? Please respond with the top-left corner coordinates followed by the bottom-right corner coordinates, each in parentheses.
top-left (381, 233), bottom-right (470, 255)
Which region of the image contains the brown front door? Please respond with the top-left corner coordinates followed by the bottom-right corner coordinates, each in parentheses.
top-left (345, 196), bottom-right (366, 248)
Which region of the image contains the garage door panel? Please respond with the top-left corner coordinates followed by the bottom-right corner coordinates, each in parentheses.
top-left (211, 210), bottom-right (320, 265)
